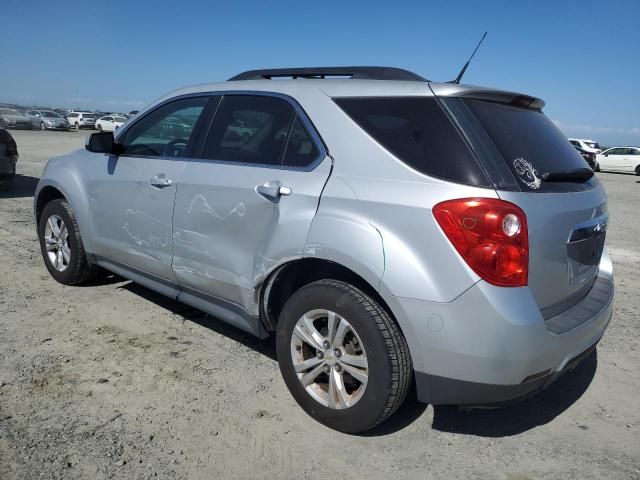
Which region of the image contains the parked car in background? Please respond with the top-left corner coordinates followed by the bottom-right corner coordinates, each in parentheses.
top-left (0, 128), bottom-right (18, 189)
top-left (0, 108), bottom-right (33, 129)
top-left (596, 147), bottom-right (640, 175)
top-left (66, 112), bottom-right (96, 129)
top-left (34, 66), bottom-right (614, 433)
top-left (573, 144), bottom-right (598, 171)
top-left (569, 138), bottom-right (602, 154)
top-left (26, 110), bottom-right (70, 130)
top-left (95, 115), bottom-right (127, 132)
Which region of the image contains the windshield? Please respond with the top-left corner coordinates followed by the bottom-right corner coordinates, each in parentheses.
top-left (0, 108), bottom-right (19, 115)
top-left (461, 99), bottom-right (598, 193)
top-left (585, 142), bottom-right (600, 149)
top-left (43, 111), bottom-right (60, 118)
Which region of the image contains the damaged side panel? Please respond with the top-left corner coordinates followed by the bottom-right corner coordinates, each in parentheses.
top-left (171, 157), bottom-right (333, 316)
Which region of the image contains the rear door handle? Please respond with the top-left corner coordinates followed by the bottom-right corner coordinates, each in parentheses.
top-left (150, 174), bottom-right (173, 188)
top-left (256, 182), bottom-right (291, 202)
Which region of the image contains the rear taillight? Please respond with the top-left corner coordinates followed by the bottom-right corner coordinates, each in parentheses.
top-left (433, 198), bottom-right (528, 287)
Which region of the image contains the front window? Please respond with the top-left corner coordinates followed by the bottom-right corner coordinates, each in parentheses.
top-left (121, 96), bottom-right (209, 158)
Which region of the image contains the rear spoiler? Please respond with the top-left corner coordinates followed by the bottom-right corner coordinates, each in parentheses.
top-left (429, 83), bottom-right (545, 110)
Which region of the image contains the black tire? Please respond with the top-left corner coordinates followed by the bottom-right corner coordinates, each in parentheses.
top-left (75, 122), bottom-right (80, 130)
top-left (97, 124), bottom-right (103, 132)
top-left (635, 165), bottom-right (640, 176)
top-left (40, 122), bottom-right (46, 131)
top-left (276, 279), bottom-right (412, 433)
top-left (594, 162), bottom-right (600, 172)
top-left (38, 199), bottom-right (99, 285)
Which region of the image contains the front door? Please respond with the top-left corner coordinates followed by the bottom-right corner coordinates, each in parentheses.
top-left (88, 95), bottom-right (211, 281)
top-left (172, 94), bottom-right (331, 313)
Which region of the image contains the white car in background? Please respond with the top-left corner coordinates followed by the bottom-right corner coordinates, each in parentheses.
top-left (596, 147), bottom-right (640, 175)
top-left (95, 115), bottom-right (127, 132)
top-left (569, 138), bottom-right (602, 154)
top-left (66, 112), bottom-right (97, 129)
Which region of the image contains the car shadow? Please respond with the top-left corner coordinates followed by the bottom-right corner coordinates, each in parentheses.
top-left (0, 174), bottom-right (39, 198)
top-left (114, 279), bottom-right (597, 437)
top-left (120, 281), bottom-right (277, 361)
top-left (430, 350), bottom-right (597, 437)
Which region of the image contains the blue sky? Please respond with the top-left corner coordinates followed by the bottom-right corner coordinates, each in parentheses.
top-left (2, 0), bottom-right (638, 145)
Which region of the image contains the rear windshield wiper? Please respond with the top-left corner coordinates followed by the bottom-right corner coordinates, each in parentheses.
top-left (541, 168), bottom-right (594, 182)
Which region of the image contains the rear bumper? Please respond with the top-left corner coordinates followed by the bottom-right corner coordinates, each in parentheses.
top-left (383, 248), bottom-right (613, 406)
top-left (414, 338), bottom-right (599, 406)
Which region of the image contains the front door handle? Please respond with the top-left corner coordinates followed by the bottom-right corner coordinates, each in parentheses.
top-left (256, 182), bottom-right (292, 202)
top-left (150, 174), bottom-right (173, 188)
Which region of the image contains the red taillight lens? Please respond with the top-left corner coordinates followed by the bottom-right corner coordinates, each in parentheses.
top-left (433, 198), bottom-right (528, 287)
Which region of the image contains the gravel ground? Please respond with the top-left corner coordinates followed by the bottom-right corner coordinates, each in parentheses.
top-left (1, 129), bottom-right (639, 480)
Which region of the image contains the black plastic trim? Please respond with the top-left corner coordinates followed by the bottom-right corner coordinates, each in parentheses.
top-left (415, 340), bottom-right (600, 406)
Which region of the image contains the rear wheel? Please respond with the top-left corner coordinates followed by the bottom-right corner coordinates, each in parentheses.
top-left (38, 199), bottom-right (99, 285)
top-left (635, 165), bottom-right (640, 176)
top-left (97, 124), bottom-right (103, 132)
top-left (276, 279), bottom-right (412, 433)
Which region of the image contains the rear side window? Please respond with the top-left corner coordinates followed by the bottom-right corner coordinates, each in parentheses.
top-left (202, 95), bottom-right (321, 168)
top-left (334, 97), bottom-right (490, 186)
top-left (463, 99), bottom-right (598, 192)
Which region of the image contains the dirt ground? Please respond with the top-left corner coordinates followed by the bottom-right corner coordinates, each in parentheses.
top-left (1, 129), bottom-right (639, 480)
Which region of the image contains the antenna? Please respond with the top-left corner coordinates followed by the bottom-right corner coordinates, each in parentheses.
top-left (451, 32), bottom-right (487, 84)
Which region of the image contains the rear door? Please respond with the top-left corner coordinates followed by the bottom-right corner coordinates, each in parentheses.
top-left (172, 93), bottom-right (331, 313)
top-left (453, 98), bottom-right (608, 317)
top-left (601, 148), bottom-right (626, 171)
top-left (88, 95), bottom-right (212, 282)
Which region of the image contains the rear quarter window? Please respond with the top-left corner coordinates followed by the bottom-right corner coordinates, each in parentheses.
top-left (334, 97), bottom-right (490, 187)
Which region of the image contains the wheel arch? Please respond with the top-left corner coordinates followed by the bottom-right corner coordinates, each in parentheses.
top-left (34, 174), bottom-right (94, 258)
top-left (260, 258), bottom-right (396, 333)
top-left (35, 185), bottom-right (66, 224)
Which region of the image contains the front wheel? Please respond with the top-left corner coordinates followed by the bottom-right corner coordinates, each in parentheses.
top-left (594, 161), bottom-right (600, 172)
top-left (38, 199), bottom-right (99, 285)
top-left (40, 122), bottom-right (46, 130)
top-left (276, 279), bottom-right (412, 433)
top-left (97, 124), bottom-right (103, 132)
top-left (75, 122), bottom-right (80, 130)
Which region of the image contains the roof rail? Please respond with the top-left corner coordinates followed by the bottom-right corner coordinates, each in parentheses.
top-left (228, 66), bottom-right (428, 82)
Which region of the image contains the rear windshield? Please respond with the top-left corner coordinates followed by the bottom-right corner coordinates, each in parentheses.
top-left (462, 99), bottom-right (598, 192)
top-left (334, 97), bottom-right (490, 187)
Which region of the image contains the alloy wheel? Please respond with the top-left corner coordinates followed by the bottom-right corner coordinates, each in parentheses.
top-left (290, 309), bottom-right (368, 409)
top-left (43, 214), bottom-right (71, 272)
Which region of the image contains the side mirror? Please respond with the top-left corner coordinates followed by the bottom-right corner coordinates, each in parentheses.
top-left (86, 132), bottom-right (120, 154)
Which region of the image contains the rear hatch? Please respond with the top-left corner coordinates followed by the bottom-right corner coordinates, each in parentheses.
top-left (439, 91), bottom-right (607, 316)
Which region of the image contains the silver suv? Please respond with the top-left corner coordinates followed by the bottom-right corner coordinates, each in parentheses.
top-left (34, 67), bottom-right (614, 433)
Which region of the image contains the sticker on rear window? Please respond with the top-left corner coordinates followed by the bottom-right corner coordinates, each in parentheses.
top-left (513, 157), bottom-right (541, 190)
